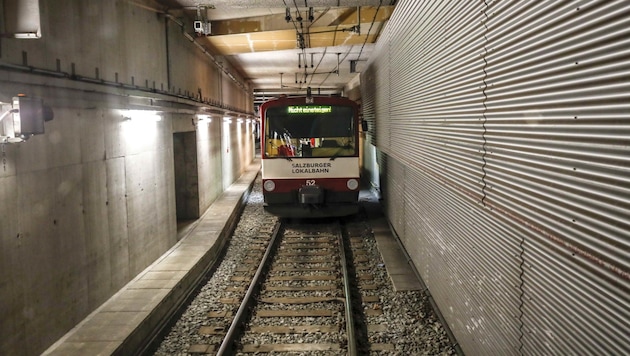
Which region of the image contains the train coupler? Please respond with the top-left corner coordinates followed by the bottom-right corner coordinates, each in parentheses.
top-left (298, 185), bottom-right (324, 205)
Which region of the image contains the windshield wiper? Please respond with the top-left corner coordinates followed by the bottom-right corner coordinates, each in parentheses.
top-left (330, 146), bottom-right (350, 160)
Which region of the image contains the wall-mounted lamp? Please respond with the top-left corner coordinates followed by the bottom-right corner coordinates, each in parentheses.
top-left (121, 110), bottom-right (162, 122)
top-left (1, 95), bottom-right (54, 143)
top-left (197, 114), bottom-right (212, 122)
top-left (1, 0), bottom-right (42, 39)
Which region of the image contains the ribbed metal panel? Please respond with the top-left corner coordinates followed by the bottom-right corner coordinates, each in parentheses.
top-left (374, 29), bottom-right (392, 153)
top-left (383, 155), bottom-right (405, 238)
top-left (405, 155), bottom-right (526, 354)
top-left (368, 1), bottom-right (519, 354)
top-left (484, 0), bottom-right (630, 354)
top-left (387, 0), bottom-right (487, 203)
top-left (360, 48), bottom-right (378, 147)
top-left (363, 0), bottom-right (630, 354)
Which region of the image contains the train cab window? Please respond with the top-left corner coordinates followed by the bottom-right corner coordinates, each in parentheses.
top-left (264, 105), bottom-right (356, 158)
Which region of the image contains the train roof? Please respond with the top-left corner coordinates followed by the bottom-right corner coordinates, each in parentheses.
top-left (260, 94), bottom-right (357, 106)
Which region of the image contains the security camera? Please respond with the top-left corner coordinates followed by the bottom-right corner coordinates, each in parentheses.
top-left (194, 21), bottom-right (203, 32)
top-left (194, 21), bottom-right (211, 36)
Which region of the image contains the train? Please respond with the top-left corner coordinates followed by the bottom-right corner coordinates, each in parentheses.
top-left (259, 92), bottom-right (361, 218)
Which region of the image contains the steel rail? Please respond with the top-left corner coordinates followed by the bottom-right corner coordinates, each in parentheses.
top-left (216, 220), bottom-right (283, 356)
top-left (338, 222), bottom-right (358, 356)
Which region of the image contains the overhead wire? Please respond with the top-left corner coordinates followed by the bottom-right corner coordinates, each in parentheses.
top-left (304, 6), bottom-right (330, 88)
top-left (356, 0), bottom-right (383, 62)
top-left (311, 2), bottom-right (381, 89)
top-left (283, 0), bottom-right (310, 86)
top-left (281, 0), bottom-right (384, 92)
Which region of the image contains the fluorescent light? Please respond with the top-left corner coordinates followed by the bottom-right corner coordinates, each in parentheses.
top-left (197, 114), bottom-right (212, 122)
top-left (13, 32), bottom-right (41, 39)
top-left (121, 110), bottom-right (161, 121)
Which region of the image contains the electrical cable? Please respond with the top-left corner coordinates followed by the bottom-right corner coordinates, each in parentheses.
top-left (356, 0), bottom-right (383, 62)
top-left (283, 0), bottom-right (310, 86)
top-left (281, 0), bottom-right (382, 92)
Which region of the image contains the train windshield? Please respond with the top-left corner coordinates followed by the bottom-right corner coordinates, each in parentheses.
top-left (264, 105), bottom-right (356, 158)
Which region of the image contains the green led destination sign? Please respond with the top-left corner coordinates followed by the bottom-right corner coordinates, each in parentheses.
top-left (287, 105), bottom-right (332, 114)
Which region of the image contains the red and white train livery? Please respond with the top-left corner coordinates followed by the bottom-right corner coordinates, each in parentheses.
top-left (260, 93), bottom-right (361, 218)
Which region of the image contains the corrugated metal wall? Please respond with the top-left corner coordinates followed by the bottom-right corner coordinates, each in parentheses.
top-left (361, 0), bottom-right (630, 355)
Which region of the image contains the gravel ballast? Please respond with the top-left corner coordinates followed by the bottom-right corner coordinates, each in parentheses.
top-left (154, 176), bottom-right (456, 355)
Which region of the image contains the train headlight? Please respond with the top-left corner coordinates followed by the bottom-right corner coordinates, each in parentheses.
top-left (346, 179), bottom-right (359, 190)
top-left (263, 180), bottom-right (276, 192)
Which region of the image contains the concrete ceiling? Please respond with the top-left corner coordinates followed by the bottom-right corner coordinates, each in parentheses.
top-left (152, 0), bottom-right (396, 101)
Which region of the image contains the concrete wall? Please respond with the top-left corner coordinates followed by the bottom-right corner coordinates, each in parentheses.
top-left (0, 1), bottom-right (254, 354)
top-left (173, 130), bottom-right (199, 219)
top-left (195, 117), bottom-right (224, 215)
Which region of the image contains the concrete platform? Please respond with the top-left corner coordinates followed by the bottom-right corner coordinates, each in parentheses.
top-left (43, 160), bottom-right (261, 356)
top-left (371, 218), bottom-right (423, 291)
top-left (359, 190), bottom-right (423, 292)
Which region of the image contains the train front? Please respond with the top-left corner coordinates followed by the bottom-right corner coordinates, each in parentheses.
top-left (260, 95), bottom-right (360, 218)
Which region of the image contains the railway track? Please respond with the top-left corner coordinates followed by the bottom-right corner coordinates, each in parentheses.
top-left (213, 219), bottom-right (358, 355)
top-left (167, 215), bottom-right (405, 355)
top-left (154, 182), bottom-right (455, 355)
